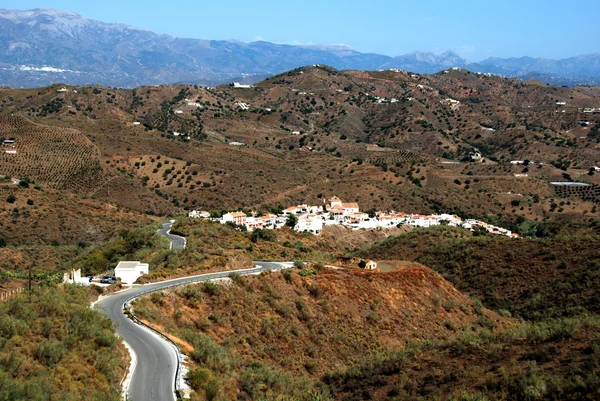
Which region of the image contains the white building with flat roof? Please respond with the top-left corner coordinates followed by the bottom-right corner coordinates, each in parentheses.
top-left (114, 261), bottom-right (149, 285)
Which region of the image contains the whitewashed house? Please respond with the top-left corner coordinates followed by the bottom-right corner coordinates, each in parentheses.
top-left (63, 268), bottom-right (91, 286)
top-left (222, 212), bottom-right (247, 225)
top-left (233, 82), bottom-right (253, 89)
top-left (189, 210), bottom-right (210, 218)
top-left (295, 216), bottom-right (323, 235)
top-left (114, 261), bottom-right (149, 285)
top-left (329, 196), bottom-right (343, 209)
top-left (342, 202), bottom-right (360, 215)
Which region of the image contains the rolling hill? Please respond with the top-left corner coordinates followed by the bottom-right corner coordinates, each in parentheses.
top-left (0, 64), bottom-right (598, 245)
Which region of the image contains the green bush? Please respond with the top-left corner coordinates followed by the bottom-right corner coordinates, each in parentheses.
top-left (187, 367), bottom-right (211, 391)
top-left (298, 268), bottom-right (317, 277)
top-left (202, 281), bottom-right (222, 296)
top-left (229, 272), bottom-right (245, 286)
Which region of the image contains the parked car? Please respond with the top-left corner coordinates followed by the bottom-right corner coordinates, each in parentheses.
top-left (100, 276), bottom-right (117, 284)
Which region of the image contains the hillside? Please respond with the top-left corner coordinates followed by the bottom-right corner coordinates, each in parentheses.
top-left (0, 285), bottom-right (128, 401)
top-left (0, 179), bottom-right (159, 246)
top-left (0, 115), bottom-right (109, 193)
top-left (323, 315), bottom-right (600, 400)
top-left (132, 265), bottom-right (509, 400)
top-left (0, 65), bottom-right (598, 246)
top-left (358, 226), bottom-right (600, 320)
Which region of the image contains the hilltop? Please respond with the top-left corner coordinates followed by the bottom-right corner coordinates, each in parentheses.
top-left (0, 65), bottom-right (598, 245)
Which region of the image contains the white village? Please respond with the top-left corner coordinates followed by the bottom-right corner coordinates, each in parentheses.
top-left (188, 195), bottom-right (520, 238)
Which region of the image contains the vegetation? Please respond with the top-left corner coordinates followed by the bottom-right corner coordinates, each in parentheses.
top-left (323, 315), bottom-right (600, 401)
top-left (0, 65), bottom-right (600, 400)
top-left (0, 116), bottom-right (109, 193)
top-left (133, 265), bottom-right (504, 400)
top-left (359, 226), bottom-right (600, 320)
top-left (0, 285), bottom-right (127, 400)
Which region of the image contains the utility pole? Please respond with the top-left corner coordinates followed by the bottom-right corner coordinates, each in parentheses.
top-left (27, 258), bottom-right (37, 294)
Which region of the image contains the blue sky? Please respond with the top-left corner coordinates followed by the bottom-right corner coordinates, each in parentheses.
top-left (3, 0), bottom-right (598, 60)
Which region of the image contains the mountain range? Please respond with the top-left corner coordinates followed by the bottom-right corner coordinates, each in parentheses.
top-left (1, 8), bottom-right (600, 88)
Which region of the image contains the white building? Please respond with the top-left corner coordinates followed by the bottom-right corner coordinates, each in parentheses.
top-left (63, 268), bottom-right (91, 286)
top-left (342, 203), bottom-right (360, 215)
top-left (295, 216), bottom-right (323, 235)
top-left (235, 102), bottom-right (251, 110)
top-left (189, 210), bottom-right (211, 218)
top-left (114, 261), bottom-right (149, 285)
top-left (329, 196), bottom-right (343, 209)
top-left (408, 215), bottom-right (439, 228)
top-left (233, 82), bottom-right (253, 89)
top-left (222, 212), bottom-right (247, 225)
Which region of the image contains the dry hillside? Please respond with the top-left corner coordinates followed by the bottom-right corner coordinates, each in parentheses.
top-left (133, 265), bottom-right (509, 400)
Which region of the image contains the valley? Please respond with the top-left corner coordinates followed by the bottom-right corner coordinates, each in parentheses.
top-left (0, 63), bottom-right (598, 401)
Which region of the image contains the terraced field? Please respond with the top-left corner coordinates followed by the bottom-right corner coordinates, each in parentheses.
top-left (0, 116), bottom-right (110, 193)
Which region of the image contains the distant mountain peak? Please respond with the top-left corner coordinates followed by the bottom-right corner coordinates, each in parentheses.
top-left (0, 8), bottom-right (598, 88)
top-left (0, 8), bottom-right (145, 33)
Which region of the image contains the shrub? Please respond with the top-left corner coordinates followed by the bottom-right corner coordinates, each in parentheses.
top-left (281, 269), bottom-right (293, 282)
top-left (250, 229), bottom-right (277, 243)
top-left (6, 193), bottom-right (15, 203)
top-left (202, 281), bottom-right (222, 296)
top-left (179, 285), bottom-right (203, 304)
top-left (229, 272), bottom-right (245, 286)
top-left (187, 367), bottom-right (211, 391)
top-left (299, 268), bottom-right (317, 277)
top-left (205, 379), bottom-right (220, 401)
top-left (443, 300), bottom-right (457, 312)
top-left (308, 282), bottom-right (322, 298)
top-left (443, 320), bottom-right (457, 331)
top-left (36, 339), bottom-right (66, 367)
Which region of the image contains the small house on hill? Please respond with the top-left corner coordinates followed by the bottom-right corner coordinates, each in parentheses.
top-left (222, 212), bottom-right (247, 225)
top-left (114, 261), bottom-right (149, 285)
top-left (329, 196), bottom-right (342, 209)
top-left (358, 260), bottom-right (377, 270)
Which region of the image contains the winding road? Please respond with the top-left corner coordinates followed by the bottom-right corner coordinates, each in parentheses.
top-left (157, 221), bottom-right (187, 250)
top-left (95, 261), bottom-right (292, 401)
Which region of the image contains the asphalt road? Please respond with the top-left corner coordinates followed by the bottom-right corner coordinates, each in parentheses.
top-left (95, 261), bottom-right (292, 401)
top-left (157, 221), bottom-right (186, 250)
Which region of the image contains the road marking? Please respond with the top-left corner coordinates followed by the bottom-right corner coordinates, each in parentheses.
top-left (103, 262), bottom-right (292, 400)
top-left (120, 340), bottom-right (138, 400)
